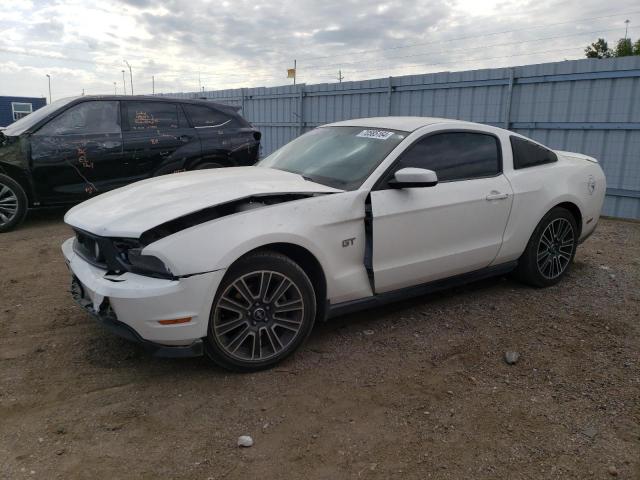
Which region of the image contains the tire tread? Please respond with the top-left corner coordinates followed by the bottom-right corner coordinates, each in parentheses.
top-left (205, 249), bottom-right (317, 372)
top-left (515, 207), bottom-right (578, 288)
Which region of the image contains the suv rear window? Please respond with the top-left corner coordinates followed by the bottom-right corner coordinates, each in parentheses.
top-left (510, 136), bottom-right (558, 169)
top-left (184, 104), bottom-right (235, 128)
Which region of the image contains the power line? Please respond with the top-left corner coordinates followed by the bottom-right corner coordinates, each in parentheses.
top-left (303, 26), bottom-right (628, 72)
top-left (297, 10), bottom-right (640, 62)
top-left (2, 10), bottom-right (638, 94)
top-left (3, 10), bottom-right (638, 76)
top-left (336, 46), bottom-right (584, 76)
top-left (128, 21), bottom-right (636, 84)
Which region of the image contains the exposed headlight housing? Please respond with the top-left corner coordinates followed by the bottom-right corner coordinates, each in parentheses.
top-left (74, 230), bottom-right (174, 279)
top-left (126, 248), bottom-right (172, 278)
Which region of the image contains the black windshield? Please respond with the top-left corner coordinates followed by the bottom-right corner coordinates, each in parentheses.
top-left (2, 97), bottom-right (76, 136)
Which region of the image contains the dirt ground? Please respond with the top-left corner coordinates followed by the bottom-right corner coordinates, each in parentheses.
top-left (0, 210), bottom-right (638, 480)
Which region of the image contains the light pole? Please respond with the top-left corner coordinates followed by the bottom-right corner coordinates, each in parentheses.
top-left (124, 60), bottom-right (133, 95)
top-left (113, 82), bottom-right (117, 94)
top-left (624, 19), bottom-right (630, 40)
top-left (46, 74), bottom-right (51, 103)
top-left (121, 70), bottom-right (126, 95)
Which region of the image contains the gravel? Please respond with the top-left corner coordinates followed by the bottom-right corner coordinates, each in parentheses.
top-left (504, 351), bottom-right (520, 365)
top-left (0, 211), bottom-right (638, 479)
top-left (237, 435), bottom-right (254, 448)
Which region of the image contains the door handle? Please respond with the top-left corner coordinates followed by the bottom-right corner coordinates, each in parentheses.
top-left (486, 191), bottom-right (509, 201)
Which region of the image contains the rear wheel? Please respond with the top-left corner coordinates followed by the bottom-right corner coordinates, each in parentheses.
top-left (0, 174), bottom-right (28, 233)
top-left (515, 207), bottom-right (578, 287)
top-left (206, 251), bottom-right (316, 372)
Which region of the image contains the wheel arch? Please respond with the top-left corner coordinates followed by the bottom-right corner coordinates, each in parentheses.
top-left (186, 153), bottom-right (231, 170)
top-left (550, 201), bottom-right (583, 238)
top-left (0, 163), bottom-right (34, 205)
top-left (229, 242), bottom-right (328, 322)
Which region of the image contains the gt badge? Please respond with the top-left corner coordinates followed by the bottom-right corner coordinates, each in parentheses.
top-left (342, 238), bottom-right (355, 247)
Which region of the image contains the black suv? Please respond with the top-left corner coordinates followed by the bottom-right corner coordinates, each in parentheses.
top-left (0, 95), bottom-right (261, 232)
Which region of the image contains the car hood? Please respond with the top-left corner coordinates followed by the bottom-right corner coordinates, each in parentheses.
top-left (65, 167), bottom-right (342, 237)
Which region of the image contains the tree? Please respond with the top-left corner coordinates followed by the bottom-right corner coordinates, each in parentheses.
top-left (614, 38), bottom-right (633, 57)
top-left (633, 39), bottom-right (640, 55)
top-left (585, 38), bottom-right (612, 58)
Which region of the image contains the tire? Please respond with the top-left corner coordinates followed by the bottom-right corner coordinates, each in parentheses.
top-left (515, 207), bottom-right (578, 288)
top-left (205, 250), bottom-right (317, 372)
top-left (192, 162), bottom-right (223, 170)
top-left (0, 174), bottom-right (28, 233)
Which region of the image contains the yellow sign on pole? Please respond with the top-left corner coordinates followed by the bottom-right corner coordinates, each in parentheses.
top-left (287, 68), bottom-right (296, 78)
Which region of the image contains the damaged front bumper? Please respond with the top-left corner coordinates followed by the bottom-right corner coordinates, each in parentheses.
top-left (62, 237), bottom-right (225, 358)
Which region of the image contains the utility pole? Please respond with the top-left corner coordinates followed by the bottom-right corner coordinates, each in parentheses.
top-left (337, 69), bottom-right (344, 83)
top-left (287, 61), bottom-right (297, 85)
top-left (121, 70), bottom-right (126, 95)
top-left (82, 88), bottom-right (85, 96)
top-left (45, 74), bottom-right (51, 103)
top-left (625, 19), bottom-right (630, 40)
top-left (152, 75), bottom-right (155, 94)
top-left (113, 82), bottom-right (117, 94)
top-left (124, 60), bottom-right (133, 95)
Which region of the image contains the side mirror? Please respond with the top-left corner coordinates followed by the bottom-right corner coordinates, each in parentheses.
top-left (389, 167), bottom-right (438, 188)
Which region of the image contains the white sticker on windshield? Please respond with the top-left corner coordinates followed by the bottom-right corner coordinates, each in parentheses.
top-left (356, 129), bottom-right (395, 140)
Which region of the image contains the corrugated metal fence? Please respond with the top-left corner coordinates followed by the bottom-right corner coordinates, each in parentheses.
top-left (163, 57), bottom-right (640, 219)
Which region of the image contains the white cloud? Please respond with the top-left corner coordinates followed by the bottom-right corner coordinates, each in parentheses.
top-left (0, 0), bottom-right (638, 99)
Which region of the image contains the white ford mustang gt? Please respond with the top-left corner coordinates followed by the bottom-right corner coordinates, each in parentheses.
top-left (62, 117), bottom-right (606, 371)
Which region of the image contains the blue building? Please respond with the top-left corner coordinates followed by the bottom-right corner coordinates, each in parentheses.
top-left (0, 96), bottom-right (47, 127)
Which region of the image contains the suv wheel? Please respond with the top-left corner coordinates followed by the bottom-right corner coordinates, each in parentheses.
top-left (0, 174), bottom-right (28, 233)
top-left (206, 250), bottom-right (316, 372)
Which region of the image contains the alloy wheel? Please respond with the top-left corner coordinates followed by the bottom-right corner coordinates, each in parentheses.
top-left (536, 217), bottom-right (575, 280)
top-left (212, 270), bottom-right (305, 362)
top-left (0, 183), bottom-right (19, 227)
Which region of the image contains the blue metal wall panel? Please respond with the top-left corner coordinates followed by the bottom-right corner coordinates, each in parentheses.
top-left (163, 57), bottom-right (640, 219)
top-left (0, 96), bottom-right (47, 127)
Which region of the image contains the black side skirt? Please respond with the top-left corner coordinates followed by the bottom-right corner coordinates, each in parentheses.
top-left (327, 261), bottom-right (517, 319)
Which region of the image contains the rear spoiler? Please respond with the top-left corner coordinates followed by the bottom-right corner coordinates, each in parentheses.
top-left (555, 150), bottom-right (598, 163)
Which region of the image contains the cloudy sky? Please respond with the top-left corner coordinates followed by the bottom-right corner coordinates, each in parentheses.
top-left (1, 0), bottom-right (639, 100)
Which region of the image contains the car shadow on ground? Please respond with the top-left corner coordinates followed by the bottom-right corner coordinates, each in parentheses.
top-left (77, 272), bottom-right (523, 376)
top-left (21, 207), bottom-right (70, 231)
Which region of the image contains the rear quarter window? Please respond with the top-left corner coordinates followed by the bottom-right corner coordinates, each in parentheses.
top-left (510, 136), bottom-right (558, 169)
top-left (183, 104), bottom-right (237, 128)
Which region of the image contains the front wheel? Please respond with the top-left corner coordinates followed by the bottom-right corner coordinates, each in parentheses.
top-left (0, 174), bottom-right (28, 233)
top-left (515, 207), bottom-right (578, 287)
top-left (206, 251), bottom-right (317, 372)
